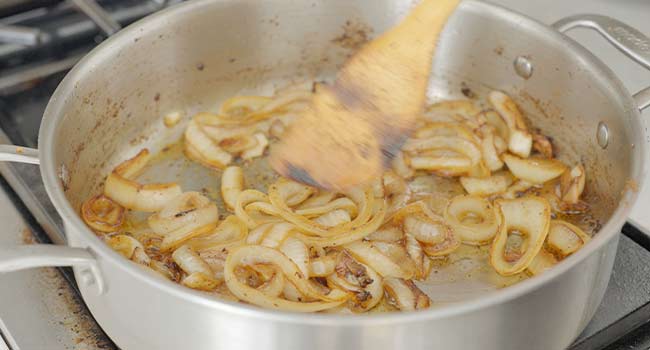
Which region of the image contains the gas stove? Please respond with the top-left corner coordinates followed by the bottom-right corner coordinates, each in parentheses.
top-left (0, 0), bottom-right (649, 349)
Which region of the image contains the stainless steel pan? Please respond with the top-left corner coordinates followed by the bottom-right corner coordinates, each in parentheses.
top-left (0, 1), bottom-right (649, 349)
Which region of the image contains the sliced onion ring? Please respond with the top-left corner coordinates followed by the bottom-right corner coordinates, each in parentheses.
top-left (444, 195), bottom-right (500, 245)
top-left (503, 153), bottom-right (567, 184)
top-left (184, 120), bottom-right (233, 169)
top-left (172, 245), bottom-right (220, 291)
top-left (241, 133), bottom-right (269, 160)
top-left (104, 149), bottom-right (182, 212)
top-left (295, 200), bottom-right (386, 247)
top-left (295, 198), bottom-right (357, 217)
top-left (186, 215), bottom-right (248, 251)
top-left (405, 232), bottom-right (432, 280)
top-left (526, 248), bottom-right (558, 276)
top-left (309, 254), bottom-right (337, 277)
top-left (148, 192), bottom-right (220, 252)
top-left (344, 241), bottom-right (415, 279)
top-left (268, 179), bottom-right (375, 238)
top-left (106, 234), bottom-right (144, 260)
top-left (221, 166), bottom-right (245, 211)
top-left (490, 196), bottom-right (551, 276)
top-left (546, 220), bottom-right (590, 258)
top-left (383, 277), bottom-right (431, 311)
top-left (488, 90), bottom-right (532, 158)
top-left (224, 245), bottom-right (348, 312)
top-left (460, 173), bottom-right (514, 196)
top-left (81, 194), bottom-right (125, 232)
top-left (560, 164), bottom-right (586, 204)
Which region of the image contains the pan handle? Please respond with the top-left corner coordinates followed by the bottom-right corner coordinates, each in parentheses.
top-left (552, 14), bottom-right (650, 111)
top-left (0, 146), bottom-right (105, 294)
top-left (0, 145), bottom-right (39, 164)
top-left (0, 245), bottom-right (104, 294)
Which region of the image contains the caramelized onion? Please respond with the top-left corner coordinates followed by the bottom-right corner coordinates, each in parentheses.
top-left (424, 100), bottom-right (481, 127)
top-left (384, 278), bottom-right (430, 311)
top-left (260, 223), bottom-right (294, 248)
top-left (234, 189), bottom-right (277, 228)
top-left (546, 220), bottom-right (590, 258)
top-left (345, 241), bottom-right (415, 279)
top-left (490, 197), bottom-right (551, 275)
top-left (367, 226), bottom-right (404, 242)
top-left (314, 209), bottom-right (352, 227)
top-left (526, 248), bottom-right (558, 276)
top-left (241, 133), bottom-right (269, 160)
top-left (404, 136), bottom-right (481, 164)
top-left (393, 201), bottom-right (460, 257)
top-left (274, 179), bottom-right (316, 207)
top-left (279, 236), bottom-right (310, 277)
top-left (186, 215), bottom-right (248, 251)
top-left (502, 180), bottom-right (534, 199)
top-left (148, 192), bottom-right (220, 252)
top-left (184, 120), bottom-right (233, 169)
top-left (106, 235), bottom-right (144, 261)
top-left (460, 173), bottom-right (514, 196)
top-left (224, 245), bottom-right (348, 312)
top-left (330, 251), bottom-right (383, 312)
top-left (81, 195), bottom-right (125, 232)
top-left (172, 245), bottom-right (220, 291)
top-left (348, 265), bottom-right (383, 313)
top-left (405, 232), bottom-right (432, 280)
top-left (296, 191), bottom-right (337, 210)
top-left (503, 153), bottom-right (567, 184)
top-left (221, 166), bottom-right (245, 211)
top-left (104, 149), bottom-right (182, 212)
top-left (483, 110), bottom-right (510, 144)
top-left (403, 214), bottom-right (446, 245)
top-left (391, 151), bottom-right (415, 179)
top-left (296, 200), bottom-right (386, 247)
top-left (445, 195), bottom-right (500, 245)
top-left (295, 198), bottom-right (357, 217)
top-left (88, 85), bottom-right (596, 314)
top-left (415, 122), bottom-right (478, 142)
top-left (478, 125), bottom-right (504, 171)
top-left (488, 91), bottom-right (532, 158)
top-left (309, 254), bottom-right (337, 277)
top-left (532, 133), bottom-right (554, 158)
top-left (560, 164), bottom-right (586, 204)
top-left (383, 171), bottom-right (410, 217)
top-left (268, 179), bottom-right (375, 238)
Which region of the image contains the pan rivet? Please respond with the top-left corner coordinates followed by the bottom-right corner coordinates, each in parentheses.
top-left (514, 56), bottom-right (533, 79)
top-left (597, 122), bottom-right (609, 149)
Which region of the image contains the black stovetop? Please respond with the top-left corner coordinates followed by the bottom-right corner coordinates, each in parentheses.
top-left (1, 1), bottom-right (650, 349)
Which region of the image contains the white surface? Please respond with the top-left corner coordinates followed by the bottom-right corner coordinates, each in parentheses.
top-left (488, 0), bottom-right (650, 234)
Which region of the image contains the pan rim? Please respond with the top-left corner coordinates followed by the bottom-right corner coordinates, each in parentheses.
top-left (38, 0), bottom-right (647, 326)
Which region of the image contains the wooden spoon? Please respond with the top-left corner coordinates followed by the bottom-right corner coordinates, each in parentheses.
top-left (269, 0), bottom-right (460, 190)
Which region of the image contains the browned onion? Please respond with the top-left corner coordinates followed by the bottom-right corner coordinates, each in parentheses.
top-left (104, 149), bottom-right (182, 212)
top-left (148, 192), bottom-right (220, 252)
top-left (490, 196), bottom-right (551, 275)
top-left (81, 194), bottom-right (125, 233)
top-left (383, 278), bottom-right (430, 311)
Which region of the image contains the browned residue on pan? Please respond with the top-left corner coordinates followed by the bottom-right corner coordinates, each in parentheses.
top-left (332, 20), bottom-right (373, 50)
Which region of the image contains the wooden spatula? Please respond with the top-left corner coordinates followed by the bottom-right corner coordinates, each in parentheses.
top-left (270, 0), bottom-right (460, 190)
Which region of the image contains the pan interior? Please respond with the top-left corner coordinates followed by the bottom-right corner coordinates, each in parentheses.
top-left (48, 0), bottom-right (640, 307)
